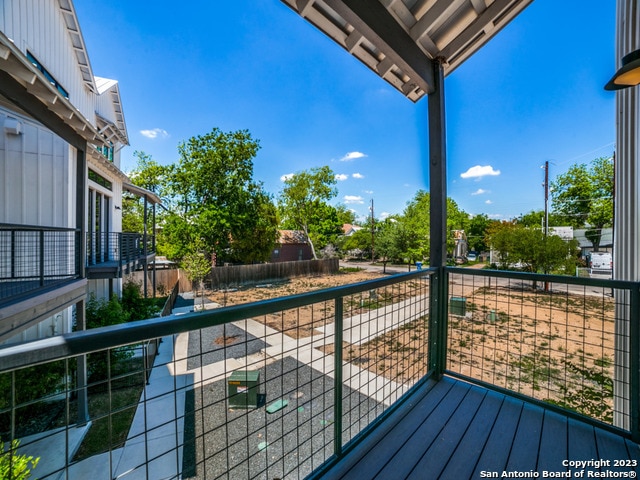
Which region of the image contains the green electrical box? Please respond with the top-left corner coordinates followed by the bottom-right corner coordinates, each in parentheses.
top-left (449, 297), bottom-right (467, 316)
top-left (228, 370), bottom-right (260, 408)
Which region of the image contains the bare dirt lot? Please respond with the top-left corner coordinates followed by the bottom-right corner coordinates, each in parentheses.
top-left (203, 269), bottom-right (616, 423)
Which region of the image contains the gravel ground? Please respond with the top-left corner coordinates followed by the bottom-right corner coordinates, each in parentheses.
top-left (187, 323), bottom-right (267, 370)
top-left (182, 356), bottom-right (384, 480)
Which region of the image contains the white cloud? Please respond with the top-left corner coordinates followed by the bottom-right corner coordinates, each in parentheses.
top-left (485, 199), bottom-right (493, 204)
top-left (471, 188), bottom-right (488, 196)
top-left (344, 195), bottom-right (365, 204)
top-left (488, 213), bottom-right (503, 219)
top-left (352, 173), bottom-right (364, 179)
top-left (460, 165), bottom-right (501, 179)
top-left (340, 151), bottom-right (367, 162)
top-left (380, 211), bottom-right (390, 220)
top-left (280, 173), bottom-right (294, 182)
top-left (335, 173), bottom-right (348, 181)
top-left (140, 128), bottom-right (169, 139)
top-left (364, 190), bottom-right (374, 195)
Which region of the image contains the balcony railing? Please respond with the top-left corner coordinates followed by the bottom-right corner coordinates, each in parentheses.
top-left (86, 232), bottom-right (155, 277)
top-left (0, 223), bottom-right (81, 304)
top-left (0, 268), bottom-right (637, 479)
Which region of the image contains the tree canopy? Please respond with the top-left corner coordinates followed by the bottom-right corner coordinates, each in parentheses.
top-left (550, 156), bottom-right (613, 251)
top-left (127, 128), bottom-right (279, 264)
top-left (278, 166), bottom-right (338, 259)
top-left (487, 222), bottom-right (579, 274)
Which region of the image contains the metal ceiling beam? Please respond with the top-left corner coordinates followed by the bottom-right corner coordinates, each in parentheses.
top-left (323, 0), bottom-right (435, 94)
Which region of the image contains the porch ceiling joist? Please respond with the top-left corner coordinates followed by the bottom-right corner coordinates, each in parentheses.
top-left (281, 0), bottom-right (533, 102)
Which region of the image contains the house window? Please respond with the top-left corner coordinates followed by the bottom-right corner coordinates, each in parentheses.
top-left (89, 169), bottom-right (112, 190)
top-left (96, 143), bottom-right (114, 162)
top-left (26, 51), bottom-right (69, 99)
top-left (273, 249), bottom-right (280, 259)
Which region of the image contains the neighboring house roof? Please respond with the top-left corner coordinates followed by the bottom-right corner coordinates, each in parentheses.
top-left (278, 230), bottom-right (308, 245)
top-left (342, 224), bottom-right (362, 236)
top-left (574, 228), bottom-right (614, 249)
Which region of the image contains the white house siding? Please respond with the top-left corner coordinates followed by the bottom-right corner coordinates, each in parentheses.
top-left (612, 0), bottom-right (640, 431)
top-left (88, 278), bottom-right (112, 301)
top-left (0, 0), bottom-right (95, 122)
top-left (0, 105), bottom-right (73, 227)
top-left (0, 0), bottom-right (130, 344)
top-left (2, 308), bottom-right (73, 346)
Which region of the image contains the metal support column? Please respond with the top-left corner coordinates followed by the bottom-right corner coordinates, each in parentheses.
top-left (143, 196), bottom-right (148, 298)
top-left (612, 0), bottom-right (640, 431)
top-left (428, 59), bottom-right (448, 379)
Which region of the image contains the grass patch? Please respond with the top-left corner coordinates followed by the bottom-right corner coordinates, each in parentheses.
top-left (73, 366), bottom-right (145, 461)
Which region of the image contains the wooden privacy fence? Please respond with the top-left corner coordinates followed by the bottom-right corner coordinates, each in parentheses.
top-left (128, 268), bottom-right (191, 296)
top-left (208, 258), bottom-right (339, 289)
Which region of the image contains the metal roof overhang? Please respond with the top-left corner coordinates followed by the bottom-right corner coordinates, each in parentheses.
top-left (280, 0), bottom-right (533, 102)
top-left (123, 183), bottom-right (163, 206)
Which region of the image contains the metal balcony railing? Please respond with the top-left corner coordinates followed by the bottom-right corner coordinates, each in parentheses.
top-left (0, 224), bottom-right (81, 304)
top-left (0, 268), bottom-right (638, 479)
top-left (86, 232), bottom-right (155, 269)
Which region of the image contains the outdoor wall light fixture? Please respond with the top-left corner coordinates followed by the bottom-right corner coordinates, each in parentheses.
top-left (605, 48), bottom-right (640, 90)
top-left (4, 117), bottom-right (22, 135)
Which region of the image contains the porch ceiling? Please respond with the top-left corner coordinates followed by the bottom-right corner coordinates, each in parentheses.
top-left (280, 0), bottom-right (533, 102)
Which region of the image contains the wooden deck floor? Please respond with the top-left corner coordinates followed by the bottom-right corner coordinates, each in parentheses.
top-left (320, 377), bottom-right (640, 480)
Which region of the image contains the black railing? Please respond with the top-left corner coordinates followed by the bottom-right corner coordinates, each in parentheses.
top-left (0, 269), bottom-right (639, 479)
top-left (0, 223), bottom-right (81, 303)
top-left (86, 232), bottom-right (155, 267)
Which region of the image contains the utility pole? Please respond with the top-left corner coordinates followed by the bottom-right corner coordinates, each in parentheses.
top-left (543, 160), bottom-right (550, 291)
top-left (543, 160), bottom-right (549, 239)
top-left (370, 198), bottom-right (375, 262)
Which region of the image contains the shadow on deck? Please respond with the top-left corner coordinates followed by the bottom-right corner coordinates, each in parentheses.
top-left (319, 376), bottom-right (640, 479)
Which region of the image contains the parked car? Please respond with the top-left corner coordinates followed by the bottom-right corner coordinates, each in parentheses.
top-left (586, 251), bottom-right (612, 271)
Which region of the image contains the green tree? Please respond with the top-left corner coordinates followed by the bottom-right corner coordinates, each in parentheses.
top-left (278, 166), bottom-right (338, 259)
top-left (123, 151), bottom-right (169, 234)
top-left (0, 440), bottom-right (39, 480)
top-left (487, 223), bottom-right (579, 274)
top-left (551, 156), bottom-right (613, 251)
top-left (400, 190), bottom-right (469, 262)
top-left (337, 227), bottom-right (371, 259)
top-left (181, 240), bottom-right (212, 309)
top-left (467, 213), bottom-right (494, 253)
top-left (375, 219), bottom-right (403, 272)
top-left (517, 210), bottom-right (563, 229)
top-left (162, 128), bottom-right (278, 264)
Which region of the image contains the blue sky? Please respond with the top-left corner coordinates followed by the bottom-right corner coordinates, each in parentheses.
top-left (75, 0), bottom-right (616, 223)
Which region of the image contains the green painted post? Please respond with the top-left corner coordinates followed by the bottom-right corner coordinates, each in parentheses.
top-left (334, 296), bottom-right (343, 457)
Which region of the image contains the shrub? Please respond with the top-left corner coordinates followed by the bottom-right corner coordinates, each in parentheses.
top-left (0, 440), bottom-right (39, 480)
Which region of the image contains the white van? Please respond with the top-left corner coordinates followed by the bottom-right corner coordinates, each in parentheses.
top-left (586, 252), bottom-right (612, 271)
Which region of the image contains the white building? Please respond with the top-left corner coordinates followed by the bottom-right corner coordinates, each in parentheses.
top-left (0, 0), bottom-right (159, 345)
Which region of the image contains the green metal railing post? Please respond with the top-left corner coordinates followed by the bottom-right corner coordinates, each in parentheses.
top-left (334, 296), bottom-right (344, 457)
top-left (630, 286), bottom-right (640, 442)
top-left (428, 267), bottom-right (448, 379)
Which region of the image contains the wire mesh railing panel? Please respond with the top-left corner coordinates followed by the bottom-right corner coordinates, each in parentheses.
top-left (338, 276), bottom-right (430, 440)
top-left (0, 271), bottom-right (431, 479)
top-left (0, 225), bottom-right (80, 302)
top-left (446, 270), bottom-right (629, 428)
